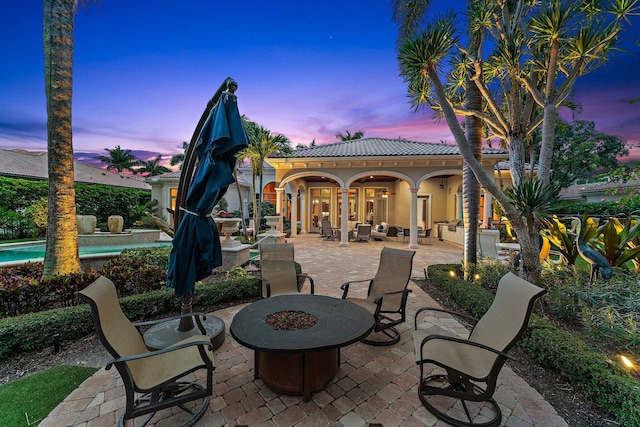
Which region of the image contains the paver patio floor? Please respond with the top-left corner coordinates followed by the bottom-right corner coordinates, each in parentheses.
top-left (40, 233), bottom-right (568, 427)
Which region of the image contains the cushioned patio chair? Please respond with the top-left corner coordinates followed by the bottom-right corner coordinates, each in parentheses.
top-left (321, 220), bottom-right (335, 240)
top-left (413, 272), bottom-right (545, 427)
top-left (79, 276), bottom-right (215, 427)
top-left (341, 247), bottom-right (415, 345)
top-left (259, 242), bottom-right (314, 298)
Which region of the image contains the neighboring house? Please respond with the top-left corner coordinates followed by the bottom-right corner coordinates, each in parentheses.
top-left (146, 169), bottom-right (252, 227)
top-left (559, 178), bottom-right (640, 203)
top-left (265, 138), bottom-right (510, 248)
top-left (0, 148), bottom-right (150, 190)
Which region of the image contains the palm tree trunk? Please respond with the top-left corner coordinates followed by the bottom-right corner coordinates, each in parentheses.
top-left (233, 166), bottom-right (248, 239)
top-left (43, 0), bottom-right (80, 277)
top-left (462, 36), bottom-right (483, 278)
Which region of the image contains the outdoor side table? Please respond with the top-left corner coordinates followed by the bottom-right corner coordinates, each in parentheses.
top-left (230, 294), bottom-right (374, 401)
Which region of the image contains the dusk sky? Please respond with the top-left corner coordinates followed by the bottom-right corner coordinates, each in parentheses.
top-left (1, 1), bottom-right (639, 167)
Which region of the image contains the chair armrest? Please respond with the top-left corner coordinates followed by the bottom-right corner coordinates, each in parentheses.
top-left (417, 334), bottom-right (514, 363)
top-left (296, 273), bottom-right (315, 294)
top-left (257, 278), bottom-right (272, 298)
top-left (340, 279), bottom-right (373, 299)
top-left (372, 289), bottom-right (412, 313)
top-left (106, 339), bottom-right (214, 370)
top-left (414, 306), bottom-right (478, 330)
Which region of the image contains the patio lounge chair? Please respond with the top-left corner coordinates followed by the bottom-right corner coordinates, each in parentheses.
top-left (340, 247), bottom-right (415, 345)
top-left (259, 242), bottom-right (314, 298)
top-left (353, 223), bottom-right (372, 242)
top-left (413, 272), bottom-right (545, 427)
top-left (78, 276), bottom-right (215, 427)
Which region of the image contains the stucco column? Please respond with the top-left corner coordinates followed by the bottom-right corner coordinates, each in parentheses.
top-left (340, 187), bottom-right (349, 247)
top-left (291, 191), bottom-right (298, 237)
top-left (276, 187), bottom-right (284, 216)
top-left (483, 190), bottom-right (492, 228)
top-left (409, 187), bottom-right (419, 249)
top-left (299, 195), bottom-right (307, 234)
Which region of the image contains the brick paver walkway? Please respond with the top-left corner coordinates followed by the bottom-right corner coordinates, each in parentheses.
top-left (40, 234), bottom-right (568, 427)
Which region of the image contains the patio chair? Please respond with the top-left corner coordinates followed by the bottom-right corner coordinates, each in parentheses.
top-left (78, 276), bottom-right (215, 427)
top-left (477, 231), bottom-right (510, 262)
top-left (419, 228), bottom-right (432, 245)
top-left (259, 242), bottom-right (314, 298)
top-left (413, 272), bottom-right (545, 427)
top-left (402, 227), bottom-right (411, 242)
top-left (321, 220), bottom-right (335, 240)
top-left (353, 223), bottom-right (372, 242)
top-left (340, 247), bottom-right (416, 345)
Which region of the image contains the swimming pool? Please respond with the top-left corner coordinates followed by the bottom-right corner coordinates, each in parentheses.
top-left (0, 241), bottom-right (172, 265)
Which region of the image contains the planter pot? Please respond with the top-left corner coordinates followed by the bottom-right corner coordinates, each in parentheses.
top-left (108, 215), bottom-right (124, 234)
top-left (76, 215), bottom-right (97, 235)
top-left (214, 218), bottom-right (241, 246)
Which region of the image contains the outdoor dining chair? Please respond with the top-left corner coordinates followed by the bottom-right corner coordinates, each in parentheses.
top-left (340, 247), bottom-right (415, 345)
top-left (320, 220), bottom-right (335, 240)
top-left (413, 272), bottom-right (545, 427)
top-left (79, 276), bottom-right (215, 427)
top-left (259, 242), bottom-right (315, 297)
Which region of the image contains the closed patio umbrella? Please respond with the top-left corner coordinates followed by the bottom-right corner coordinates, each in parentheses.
top-left (167, 80), bottom-right (248, 297)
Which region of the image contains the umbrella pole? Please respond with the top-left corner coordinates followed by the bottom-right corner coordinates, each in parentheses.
top-left (178, 293), bottom-right (195, 331)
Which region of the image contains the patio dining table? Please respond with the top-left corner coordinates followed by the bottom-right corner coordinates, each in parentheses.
top-left (230, 294), bottom-right (374, 401)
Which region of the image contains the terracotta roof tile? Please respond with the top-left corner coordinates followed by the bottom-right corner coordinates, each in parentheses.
top-left (272, 138), bottom-right (507, 158)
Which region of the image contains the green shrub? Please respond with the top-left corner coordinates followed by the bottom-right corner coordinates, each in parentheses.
top-left (426, 264), bottom-right (640, 425)
top-left (119, 246), bottom-right (172, 270)
top-left (0, 277), bottom-right (260, 360)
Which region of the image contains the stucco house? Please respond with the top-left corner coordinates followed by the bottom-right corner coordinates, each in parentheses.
top-left (264, 138), bottom-right (509, 248)
top-left (146, 169), bottom-right (253, 227)
top-left (146, 138), bottom-right (511, 248)
top-left (559, 178), bottom-right (640, 203)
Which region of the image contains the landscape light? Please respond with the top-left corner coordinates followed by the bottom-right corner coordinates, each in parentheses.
top-left (620, 355), bottom-right (634, 369)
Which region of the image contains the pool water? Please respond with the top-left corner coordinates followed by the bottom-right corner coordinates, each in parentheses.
top-left (0, 241), bottom-right (172, 264)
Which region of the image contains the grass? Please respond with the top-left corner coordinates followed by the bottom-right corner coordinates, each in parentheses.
top-left (0, 365), bottom-right (97, 426)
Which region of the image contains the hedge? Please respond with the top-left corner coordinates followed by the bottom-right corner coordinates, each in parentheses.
top-left (426, 264), bottom-right (640, 426)
top-left (0, 176), bottom-right (150, 228)
top-left (0, 277), bottom-right (260, 360)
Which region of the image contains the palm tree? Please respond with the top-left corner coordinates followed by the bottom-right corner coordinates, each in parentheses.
top-left (137, 155), bottom-right (171, 176)
top-left (42, 0), bottom-right (88, 276)
top-left (170, 141), bottom-right (189, 170)
top-left (398, 0), bottom-right (635, 282)
top-left (394, 0), bottom-right (484, 274)
top-left (242, 120), bottom-right (292, 224)
top-left (95, 145), bottom-right (140, 174)
top-left (335, 130), bottom-right (365, 141)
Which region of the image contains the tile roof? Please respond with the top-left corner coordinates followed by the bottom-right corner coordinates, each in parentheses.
top-left (559, 178), bottom-right (640, 200)
top-left (0, 149), bottom-right (151, 190)
top-left (271, 138), bottom-right (508, 158)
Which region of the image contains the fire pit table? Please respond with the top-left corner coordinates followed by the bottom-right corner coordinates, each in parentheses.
top-left (230, 294), bottom-right (374, 401)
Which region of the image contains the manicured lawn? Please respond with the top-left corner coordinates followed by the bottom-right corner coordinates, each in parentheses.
top-left (0, 365), bottom-right (97, 426)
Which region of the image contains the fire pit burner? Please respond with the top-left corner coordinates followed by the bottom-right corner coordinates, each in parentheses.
top-left (266, 311), bottom-right (318, 331)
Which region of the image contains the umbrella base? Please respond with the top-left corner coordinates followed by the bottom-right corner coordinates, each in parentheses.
top-left (143, 316), bottom-right (225, 351)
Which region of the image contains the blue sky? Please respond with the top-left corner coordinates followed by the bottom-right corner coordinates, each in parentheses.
top-left (1, 1), bottom-right (639, 166)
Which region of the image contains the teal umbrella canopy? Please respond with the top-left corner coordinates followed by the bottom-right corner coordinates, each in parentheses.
top-left (167, 90), bottom-right (248, 297)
